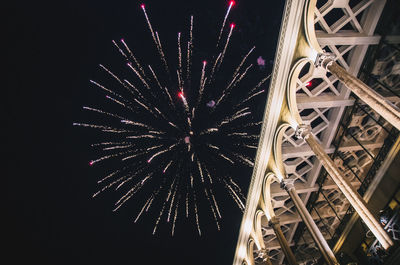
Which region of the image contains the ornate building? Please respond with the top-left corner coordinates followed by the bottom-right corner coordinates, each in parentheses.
top-left (232, 0), bottom-right (400, 264)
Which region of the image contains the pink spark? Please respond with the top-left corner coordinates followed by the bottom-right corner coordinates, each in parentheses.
top-left (140, 3), bottom-right (145, 9)
top-left (147, 159), bottom-right (151, 163)
top-left (306, 81), bottom-right (312, 87)
top-left (230, 23), bottom-right (235, 29)
top-left (229, 1), bottom-right (236, 7)
top-left (178, 92), bottom-right (184, 98)
top-left (89, 161), bottom-right (94, 166)
top-left (203, 60), bottom-right (207, 66)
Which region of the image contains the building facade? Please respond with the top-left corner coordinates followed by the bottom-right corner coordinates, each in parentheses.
top-left (232, 0), bottom-right (400, 264)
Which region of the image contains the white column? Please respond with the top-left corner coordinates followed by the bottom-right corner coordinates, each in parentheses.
top-left (269, 216), bottom-right (298, 265)
top-left (281, 179), bottom-right (339, 265)
top-left (296, 124), bottom-right (393, 249)
top-left (316, 52), bottom-right (400, 131)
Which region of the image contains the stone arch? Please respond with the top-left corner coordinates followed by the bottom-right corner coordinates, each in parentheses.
top-left (253, 209), bottom-right (266, 251)
top-left (262, 172), bottom-right (279, 221)
top-left (304, 0), bottom-right (323, 54)
top-left (246, 238), bottom-right (256, 265)
top-left (287, 58), bottom-right (315, 129)
top-left (273, 123), bottom-right (293, 179)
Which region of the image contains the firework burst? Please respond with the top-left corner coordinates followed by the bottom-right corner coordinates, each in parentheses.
top-left (74, 1), bottom-right (270, 235)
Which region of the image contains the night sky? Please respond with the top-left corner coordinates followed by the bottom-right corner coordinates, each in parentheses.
top-left (6, 1), bottom-right (284, 264)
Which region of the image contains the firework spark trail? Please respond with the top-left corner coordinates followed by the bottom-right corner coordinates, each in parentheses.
top-left (144, 182), bottom-right (164, 216)
top-left (243, 144), bottom-right (258, 149)
top-left (97, 169), bottom-right (121, 184)
top-left (177, 70), bottom-right (183, 92)
top-left (112, 40), bottom-right (128, 60)
top-left (141, 4), bottom-right (165, 70)
top-left (103, 144), bottom-right (133, 151)
top-left (248, 74), bottom-right (271, 95)
top-left (163, 87), bottom-right (175, 109)
top-left (217, 107), bottom-right (251, 127)
top-left (91, 141), bottom-right (130, 147)
top-left (127, 63), bottom-right (151, 90)
top-left (208, 52), bottom-right (222, 84)
top-left (193, 191), bottom-right (201, 236)
top-left (242, 89), bottom-right (265, 104)
top-left (147, 143), bottom-right (177, 163)
top-left (153, 199), bottom-right (168, 235)
top-left (215, 64), bottom-right (253, 107)
top-left (171, 194), bottom-right (180, 236)
top-left (207, 144), bottom-right (220, 150)
top-left (186, 16), bottom-right (193, 82)
top-left (146, 194), bottom-right (155, 212)
top-left (196, 160), bottom-right (205, 183)
top-left (134, 195), bottom-right (153, 223)
top-left (233, 46), bottom-right (256, 78)
top-left (228, 177), bottom-right (246, 202)
top-left (219, 153), bottom-right (234, 164)
top-left (204, 188), bottom-right (220, 230)
top-left (219, 111), bottom-right (251, 126)
top-left (199, 128), bottom-right (218, 136)
top-left (155, 31), bottom-right (169, 73)
top-left (115, 176), bottom-right (133, 190)
top-left (123, 79), bottom-right (146, 100)
top-left (153, 106), bottom-right (170, 122)
top-left (126, 135), bottom-right (159, 139)
top-left (162, 160), bottom-right (173, 173)
top-left (185, 190), bottom-right (189, 217)
top-left (178, 92), bottom-right (190, 116)
top-left (120, 38), bottom-right (147, 77)
top-left (223, 178), bottom-right (245, 211)
top-left (105, 95), bottom-right (128, 109)
top-left (216, 0), bottom-right (235, 48)
top-left (73, 122), bottom-right (122, 131)
top-left (93, 168), bottom-right (145, 197)
top-left (168, 121), bottom-right (180, 130)
top-left (90, 80), bottom-right (135, 112)
top-left (82, 106), bottom-right (127, 120)
top-left (122, 150), bottom-right (151, 161)
top-left (89, 80), bottom-right (117, 96)
top-left (177, 32), bottom-right (183, 86)
top-left (204, 166), bottom-right (213, 184)
top-left (209, 188), bottom-right (221, 218)
top-left (99, 64), bottom-right (127, 88)
top-left (167, 178), bottom-right (179, 222)
top-left (231, 64), bottom-right (253, 88)
top-left (228, 132), bottom-right (248, 136)
top-left (233, 152), bottom-right (254, 167)
top-left (114, 173), bottom-right (153, 211)
top-left (82, 106), bottom-right (139, 122)
top-left (132, 97), bottom-right (158, 117)
top-left (232, 106), bottom-right (249, 115)
top-left (217, 23), bottom-right (235, 71)
top-left (148, 65), bottom-right (163, 91)
top-left (121, 119), bottom-right (153, 129)
top-left (195, 60), bottom-right (207, 108)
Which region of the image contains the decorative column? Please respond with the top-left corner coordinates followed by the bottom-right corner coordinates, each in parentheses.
top-left (269, 216), bottom-right (298, 265)
top-left (296, 124), bottom-right (393, 249)
top-left (316, 52), bottom-right (400, 131)
top-left (281, 179), bottom-right (339, 265)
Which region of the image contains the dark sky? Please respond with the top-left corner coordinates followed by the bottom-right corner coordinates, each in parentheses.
top-left (6, 1), bottom-right (283, 264)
